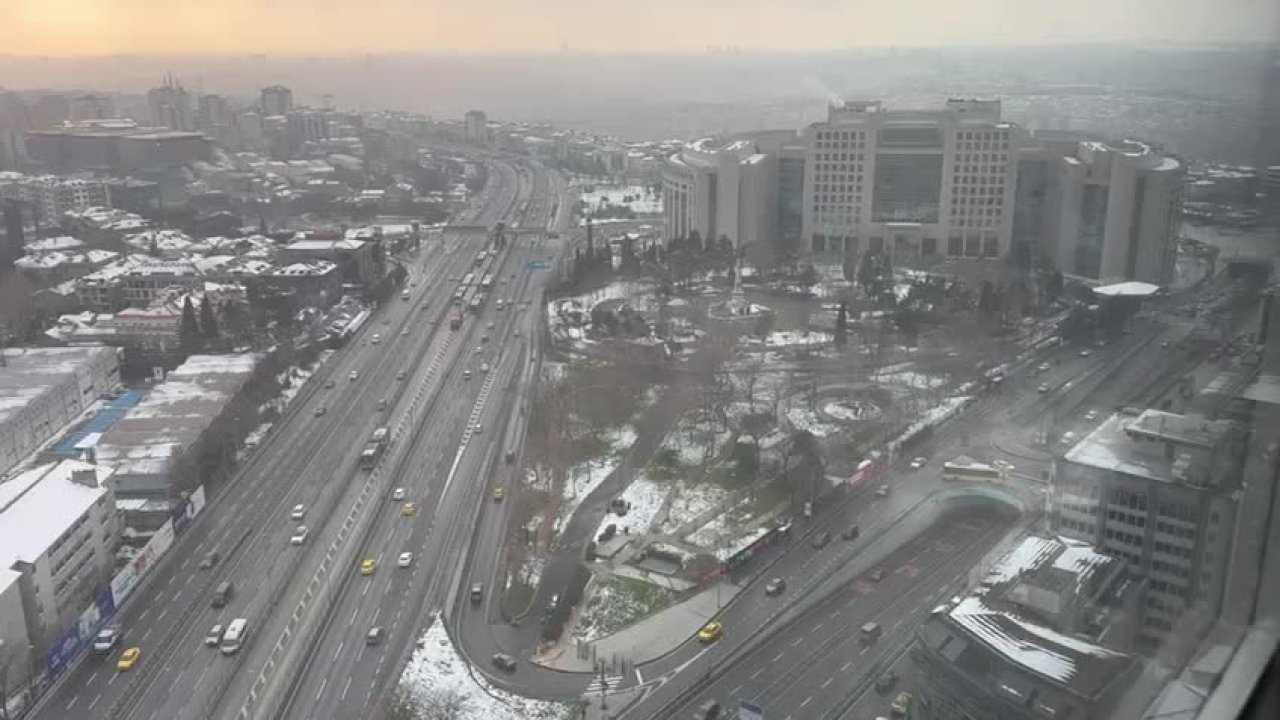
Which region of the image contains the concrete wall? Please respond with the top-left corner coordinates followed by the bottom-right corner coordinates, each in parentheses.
top-left (0, 570), bottom-right (33, 697)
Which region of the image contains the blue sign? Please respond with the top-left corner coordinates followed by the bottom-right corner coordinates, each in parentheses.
top-left (527, 262), bottom-right (551, 271)
top-left (739, 700), bottom-right (764, 720)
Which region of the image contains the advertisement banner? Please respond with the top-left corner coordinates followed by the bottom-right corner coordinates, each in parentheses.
top-left (110, 560), bottom-right (139, 606)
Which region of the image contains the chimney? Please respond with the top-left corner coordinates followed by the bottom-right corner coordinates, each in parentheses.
top-left (71, 467), bottom-right (99, 488)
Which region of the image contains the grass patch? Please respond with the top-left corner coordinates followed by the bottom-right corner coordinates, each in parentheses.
top-left (573, 575), bottom-right (674, 643)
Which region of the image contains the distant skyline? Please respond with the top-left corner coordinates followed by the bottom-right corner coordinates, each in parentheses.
top-left (3, 0), bottom-right (1278, 55)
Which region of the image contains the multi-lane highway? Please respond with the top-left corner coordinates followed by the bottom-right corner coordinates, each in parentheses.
top-left (27, 153), bottom-right (566, 720)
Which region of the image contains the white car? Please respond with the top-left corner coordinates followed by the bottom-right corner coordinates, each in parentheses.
top-left (463, 370), bottom-right (472, 380)
top-left (290, 526), bottom-right (309, 545)
top-left (349, 371), bottom-right (359, 381)
top-left (392, 487), bottom-right (407, 501)
top-left (290, 504), bottom-right (306, 520)
top-left (1059, 431), bottom-right (1077, 445)
top-left (909, 457), bottom-right (927, 470)
top-left (1084, 410), bottom-right (1099, 421)
top-left (401, 329), bottom-right (409, 336)
top-left (205, 624), bottom-right (223, 647)
top-left (371, 334), bottom-right (381, 344)
top-left (396, 371), bottom-right (407, 381)
top-left (473, 424), bottom-right (483, 434)
top-left (481, 362), bottom-right (491, 374)
top-left (875, 484), bottom-right (890, 497)
top-left (487, 322), bottom-right (496, 330)
top-left (475, 346), bottom-right (483, 355)
top-left (398, 552), bottom-right (413, 568)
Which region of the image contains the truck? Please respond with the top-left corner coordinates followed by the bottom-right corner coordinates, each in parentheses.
top-left (359, 441), bottom-right (384, 469)
top-left (449, 314), bottom-right (462, 330)
top-left (370, 426), bottom-right (389, 446)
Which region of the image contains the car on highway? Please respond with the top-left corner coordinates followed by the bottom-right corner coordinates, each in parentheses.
top-left (402, 502), bottom-right (418, 516)
top-left (117, 647), bottom-right (141, 671)
top-left (473, 423), bottom-right (483, 434)
top-left (491, 653), bottom-right (518, 673)
top-left (371, 333), bottom-right (381, 344)
top-left (1038, 383), bottom-right (1051, 393)
top-left (471, 584), bottom-right (484, 603)
top-left (290, 526), bottom-right (308, 545)
top-left (811, 531), bottom-right (832, 549)
top-left (463, 369), bottom-right (472, 380)
top-left (349, 371), bottom-right (359, 381)
top-left (205, 624), bottom-right (223, 647)
top-left (290, 504), bottom-right (306, 520)
top-left (361, 558), bottom-right (376, 575)
top-left (1085, 410), bottom-right (1099, 421)
top-left (93, 627), bottom-right (121, 653)
top-left (199, 550), bottom-right (220, 569)
top-left (1161, 339), bottom-right (1172, 348)
top-left (392, 487), bottom-right (407, 501)
top-left (1059, 431), bottom-right (1077, 445)
top-left (1037, 362), bottom-right (1051, 372)
top-left (698, 620), bottom-right (724, 643)
top-left (314, 406), bottom-right (326, 417)
top-left (397, 370), bottom-right (407, 380)
top-left (397, 552), bottom-right (414, 568)
top-left (869, 567), bottom-right (887, 582)
top-left (481, 334), bottom-right (489, 342)
top-left (493, 487), bottom-right (505, 501)
top-left (891, 690), bottom-right (913, 716)
top-left (481, 362), bottom-right (491, 374)
top-left (842, 525), bottom-right (861, 541)
top-left (909, 456), bottom-right (927, 469)
top-left (693, 700), bottom-right (722, 720)
top-left (514, 329), bottom-right (521, 337)
top-left (764, 577), bottom-right (786, 596)
top-left (487, 322), bottom-right (496, 330)
top-left (366, 627), bottom-right (385, 646)
top-left (875, 669), bottom-right (898, 694)
top-left (875, 483), bottom-right (890, 497)
top-left (1079, 348), bottom-right (1092, 357)
top-left (324, 379), bottom-right (335, 389)
top-left (475, 346), bottom-right (483, 355)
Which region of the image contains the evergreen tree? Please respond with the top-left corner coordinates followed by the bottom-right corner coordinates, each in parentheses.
top-left (200, 296), bottom-right (219, 339)
top-left (179, 296), bottom-right (200, 351)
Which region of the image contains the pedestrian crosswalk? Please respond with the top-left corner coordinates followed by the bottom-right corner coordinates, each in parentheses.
top-left (585, 674), bottom-right (625, 694)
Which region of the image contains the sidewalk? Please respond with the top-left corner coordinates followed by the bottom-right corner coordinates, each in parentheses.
top-left (538, 581), bottom-right (740, 673)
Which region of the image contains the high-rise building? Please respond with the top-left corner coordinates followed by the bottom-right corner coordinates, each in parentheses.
top-left (1015, 134), bottom-right (1184, 284)
top-left (197, 94), bottom-right (233, 143)
top-left (2, 198), bottom-right (23, 267)
top-left (801, 99), bottom-right (1020, 263)
top-left (146, 77), bottom-right (193, 132)
top-left (286, 110), bottom-right (328, 151)
top-left (260, 85), bottom-right (294, 117)
top-left (69, 94), bottom-right (114, 122)
top-left (464, 110), bottom-right (488, 144)
top-left (1052, 408), bottom-right (1246, 653)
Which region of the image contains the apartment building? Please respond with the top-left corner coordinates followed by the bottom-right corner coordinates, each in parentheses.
top-left (0, 173), bottom-right (110, 225)
top-left (801, 99), bottom-right (1020, 263)
top-left (0, 461), bottom-right (119, 656)
top-left (1053, 409), bottom-right (1245, 652)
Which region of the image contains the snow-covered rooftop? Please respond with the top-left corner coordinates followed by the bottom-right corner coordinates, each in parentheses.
top-left (0, 346), bottom-right (118, 426)
top-left (0, 460), bottom-right (111, 568)
top-left (1063, 410), bottom-right (1236, 488)
top-left (1093, 281), bottom-right (1160, 297)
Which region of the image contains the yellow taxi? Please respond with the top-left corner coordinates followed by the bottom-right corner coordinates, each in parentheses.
top-left (117, 647), bottom-right (141, 671)
top-left (493, 487), bottom-right (506, 501)
top-left (401, 502), bottom-right (418, 517)
top-left (361, 557), bottom-right (376, 575)
top-left (891, 690), bottom-right (913, 717)
top-left (697, 620), bottom-right (724, 643)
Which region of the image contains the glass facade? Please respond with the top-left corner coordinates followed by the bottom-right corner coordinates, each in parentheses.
top-left (873, 152), bottom-right (943, 223)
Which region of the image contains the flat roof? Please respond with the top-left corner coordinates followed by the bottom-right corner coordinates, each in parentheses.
top-left (0, 346), bottom-right (117, 426)
top-left (1094, 281), bottom-right (1161, 297)
top-left (0, 460), bottom-right (110, 568)
top-left (1063, 410), bottom-right (1236, 488)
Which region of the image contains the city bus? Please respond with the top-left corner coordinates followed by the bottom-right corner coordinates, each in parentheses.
top-left (480, 273), bottom-right (494, 290)
top-left (941, 460), bottom-right (1002, 482)
top-left (221, 618), bottom-right (249, 655)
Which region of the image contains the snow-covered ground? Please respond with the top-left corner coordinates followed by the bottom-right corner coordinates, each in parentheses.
top-left (555, 426), bottom-right (637, 534)
top-left (579, 185), bottom-right (662, 215)
top-left (607, 472), bottom-right (669, 535)
top-left (659, 481), bottom-right (730, 536)
top-left (785, 407), bottom-right (841, 437)
top-left (262, 350), bottom-right (333, 414)
top-left (571, 576), bottom-right (673, 643)
top-left (400, 616), bottom-right (572, 720)
top-left (874, 370), bottom-right (948, 389)
top-left (763, 329), bottom-right (833, 348)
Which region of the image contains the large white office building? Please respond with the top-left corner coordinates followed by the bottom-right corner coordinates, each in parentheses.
top-left (801, 99), bottom-right (1020, 263)
top-left (1015, 134), bottom-right (1184, 284)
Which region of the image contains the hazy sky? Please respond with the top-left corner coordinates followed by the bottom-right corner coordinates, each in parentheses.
top-left (4, 0), bottom-right (1278, 55)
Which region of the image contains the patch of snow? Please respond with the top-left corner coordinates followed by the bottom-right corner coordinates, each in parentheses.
top-left (875, 370), bottom-right (947, 389)
top-left (660, 481), bottom-right (730, 536)
top-left (765, 330), bottom-right (832, 348)
top-left (400, 615), bottom-right (570, 720)
top-left (713, 526), bottom-right (770, 561)
top-left (556, 426), bottom-right (637, 534)
top-left (605, 473), bottom-right (670, 536)
top-left (785, 407), bottom-right (840, 438)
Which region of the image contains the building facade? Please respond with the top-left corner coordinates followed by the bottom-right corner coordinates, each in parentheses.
top-left (260, 85), bottom-right (294, 117)
top-left (0, 174), bottom-right (110, 225)
top-left (146, 79), bottom-right (194, 132)
top-left (801, 99), bottom-right (1020, 264)
top-left (1015, 134), bottom-right (1184, 284)
top-left (68, 94), bottom-right (114, 123)
top-left (464, 110), bottom-right (488, 145)
top-left (0, 461), bottom-right (119, 658)
top-left (1053, 409), bottom-right (1244, 652)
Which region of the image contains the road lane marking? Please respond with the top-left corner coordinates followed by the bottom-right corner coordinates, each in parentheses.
top-left (772, 652), bottom-right (784, 663)
top-left (791, 637), bottom-right (803, 647)
top-left (729, 685), bottom-right (742, 696)
top-left (860, 646), bottom-right (870, 655)
top-left (107, 671), bottom-right (117, 686)
top-left (821, 677), bottom-right (833, 689)
top-left (334, 640), bottom-right (345, 663)
top-left (800, 696), bottom-right (812, 709)
top-left (342, 675), bottom-right (354, 701)
top-left (841, 660), bottom-right (853, 672)
top-left (350, 606), bottom-right (359, 626)
top-left (315, 677), bottom-right (327, 702)
top-left (87, 695), bottom-right (100, 711)
top-left (66, 695), bottom-right (78, 710)
top-left (142, 628), bottom-right (152, 641)
top-left (812, 622), bottom-right (824, 634)
top-left (750, 668), bottom-right (764, 680)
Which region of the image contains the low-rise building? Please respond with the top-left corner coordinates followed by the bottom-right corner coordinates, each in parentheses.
top-left (95, 354), bottom-right (258, 507)
top-left (0, 346), bottom-right (121, 476)
top-left (912, 534), bottom-right (1140, 719)
top-left (0, 460), bottom-right (119, 656)
top-left (282, 233), bottom-right (380, 286)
